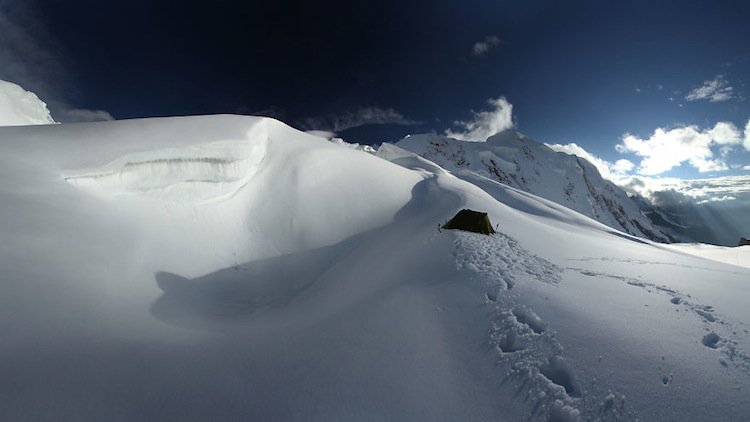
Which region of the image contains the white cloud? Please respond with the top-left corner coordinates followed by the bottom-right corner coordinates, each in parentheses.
top-left (744, 119), bottom-right (750, 151)
top-left (446, 97), bottom-right (514, 141)
top-left (301, 107), bottom-right (421, 133)
top-left (612, 159), bottom-right (635, 174)
top-left (472, 36), bottom-right (504, 56)
top-left (743, 165), bottom-right (750, 171)
top-left (616, 122), bottom-right (742, 175)
top-left (546, 142), bottom-right (633, 182)
top-left (685, 75), bottom-right (734, 102)
top-left (57, 108), bottom-right (114, 123)
top-left (622, 174), bottom-right (750, 202)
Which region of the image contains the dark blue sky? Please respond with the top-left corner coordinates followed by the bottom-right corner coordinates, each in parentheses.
top-left (2, 0), bottom-right (750, 178)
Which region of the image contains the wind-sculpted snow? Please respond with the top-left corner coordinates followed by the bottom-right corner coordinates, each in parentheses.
top-left (65, 140), bottom-right (267, 203)
top-left (0, 79), bottom-right (57, 126)
top-left (2, 115), bottom-right (750, 421)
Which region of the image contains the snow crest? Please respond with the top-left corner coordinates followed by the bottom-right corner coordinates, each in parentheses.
top-left (0, 79), bottom-right (57, 126)
top-left (64, 139), bottom-right (267, 204)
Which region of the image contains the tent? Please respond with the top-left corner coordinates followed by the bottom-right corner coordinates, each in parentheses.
top-left (442, 209), bottom-right (496, 235)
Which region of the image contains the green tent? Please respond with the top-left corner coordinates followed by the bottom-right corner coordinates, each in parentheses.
top-left (442, 209), bottom-right (496, 235)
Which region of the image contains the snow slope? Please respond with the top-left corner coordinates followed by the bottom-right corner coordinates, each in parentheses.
top-left (395, 131), bottom-right (673, 243)
top-left (0, 79), bottom-right (57, 126)
top-left (1, 115), bottom-right (749, 421)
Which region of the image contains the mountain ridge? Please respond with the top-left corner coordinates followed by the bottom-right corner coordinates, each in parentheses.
top-left (394, 129), bottom-right (675, 243)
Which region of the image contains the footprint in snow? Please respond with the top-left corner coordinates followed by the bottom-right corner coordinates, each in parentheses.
top-left (702, 332), bottom-right (721, 349)
top-left (512, 306), bottom-right (546, 335)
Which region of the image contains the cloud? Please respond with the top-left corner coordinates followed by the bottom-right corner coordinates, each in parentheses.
top-left (616, 122), bottom-right (742, 175)
top-left (472, 36), bottom-right (505, 56)
top-left (623, 174), bottom-right (750, 202)
top-left (300, 107), bottom-right (422, 133)
top-left (305, 130), bottom-right (336, 140)
top-left (0, 3), bottom-right (113, 123)
top-left (56, 108), bottom-right (114, 123)
top-left (545, 142), bottom-right (634, 182)
top-left (745, 119), bottom-right (750, 150)
top-left (446, 97), bottom-right (514, 141)
top-left (743, 165), bottom-right (750, 171)
top-left (685, 75), bottom-right (734, 102)
top-left (626, 174), bottom-right (750, 246)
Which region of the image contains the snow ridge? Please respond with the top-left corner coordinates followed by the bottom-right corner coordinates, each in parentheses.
top-left (395, 131), bottom-right (672, 243)
top-left (0, 79), bottom-right (57, 126)
top-left (64, 140), bottom-right (267, 204)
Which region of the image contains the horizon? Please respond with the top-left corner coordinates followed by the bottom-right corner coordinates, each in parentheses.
top-left (1, 0), bottom-right (749, 200)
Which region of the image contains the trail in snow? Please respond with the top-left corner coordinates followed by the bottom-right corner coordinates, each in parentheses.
top-left (566, 265), bottom-right (750, 373)
top-left (3, 115), bottom-right (750, 421)
top-left (451, 230), bottom-right (634, 421)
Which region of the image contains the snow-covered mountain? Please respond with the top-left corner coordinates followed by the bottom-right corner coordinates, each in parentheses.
top-left (395, 130), bottom-right (674, 243)
top-left (2, 115), bottom-right (750, 421)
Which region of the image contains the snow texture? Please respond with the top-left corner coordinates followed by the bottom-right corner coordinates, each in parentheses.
top-left (0, 79), bottom-right (57, 126)
top-left (395, 130), bottom-right (672, 243)
top-left (1, 115), bottom-right (749, 421)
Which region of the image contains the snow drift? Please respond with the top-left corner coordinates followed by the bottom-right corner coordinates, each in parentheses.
top-left (1, 115), bottom-right (749, 421)
top-left (0, 79), bottom-right (57, 126)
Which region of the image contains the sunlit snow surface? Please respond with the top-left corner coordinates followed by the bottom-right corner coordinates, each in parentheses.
top-left (1, 115), bottom-right (749, 421)
top-left (0, 79), bottom-right (56, 126)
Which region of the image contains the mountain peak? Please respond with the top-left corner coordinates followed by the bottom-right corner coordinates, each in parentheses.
top-left (485, 128), bottom-right (527, 145)
top-left (395, 132), bottom-right (673, 243)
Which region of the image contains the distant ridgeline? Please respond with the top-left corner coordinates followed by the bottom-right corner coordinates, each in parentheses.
top-left (395, 130), bottom-right (675, 243)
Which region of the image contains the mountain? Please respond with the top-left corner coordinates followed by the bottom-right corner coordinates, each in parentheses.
top-left (1, 115), bottom-right (750, 421)
top-left (395, 130), bottom-right (675, 243)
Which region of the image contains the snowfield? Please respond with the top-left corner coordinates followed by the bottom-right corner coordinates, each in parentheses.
top-left (1, 115), bottom-right (749, 421)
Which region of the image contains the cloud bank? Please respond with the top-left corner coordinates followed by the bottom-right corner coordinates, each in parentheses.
top-left (445, 97), bottom-right (514, 141)
top-left (546, 142), bottom-right (634, 181)
top-left (300, 107), bottom-right (421, 134)
top-left (616, 122), bottom-right (743, 175)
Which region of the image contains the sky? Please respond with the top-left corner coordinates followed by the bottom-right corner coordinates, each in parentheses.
top-left (1, 0), bottom-right (750, 187)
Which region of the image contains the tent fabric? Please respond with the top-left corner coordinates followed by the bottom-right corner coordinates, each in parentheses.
top-left (442, 209), bottom-right (496, 235)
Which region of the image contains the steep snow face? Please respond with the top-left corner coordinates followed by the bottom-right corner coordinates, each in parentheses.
top-left (396, 130), bottom-right (672, 242)
top-left (64, 136), bottom-right (268, 204)
top-left (0, 79), bottom-right (57, 126)
top-left (0, 115), bottom-right (421, 277)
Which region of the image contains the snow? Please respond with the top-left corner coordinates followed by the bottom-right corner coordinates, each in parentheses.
top-left (664, 242), bottom-right (750, 269)
top-left (395, 130), bottom-right (673, 242)
top-left (1, 115), bottom-right (750, 421)
top-left (0, 79), bottom-right (57, 126)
